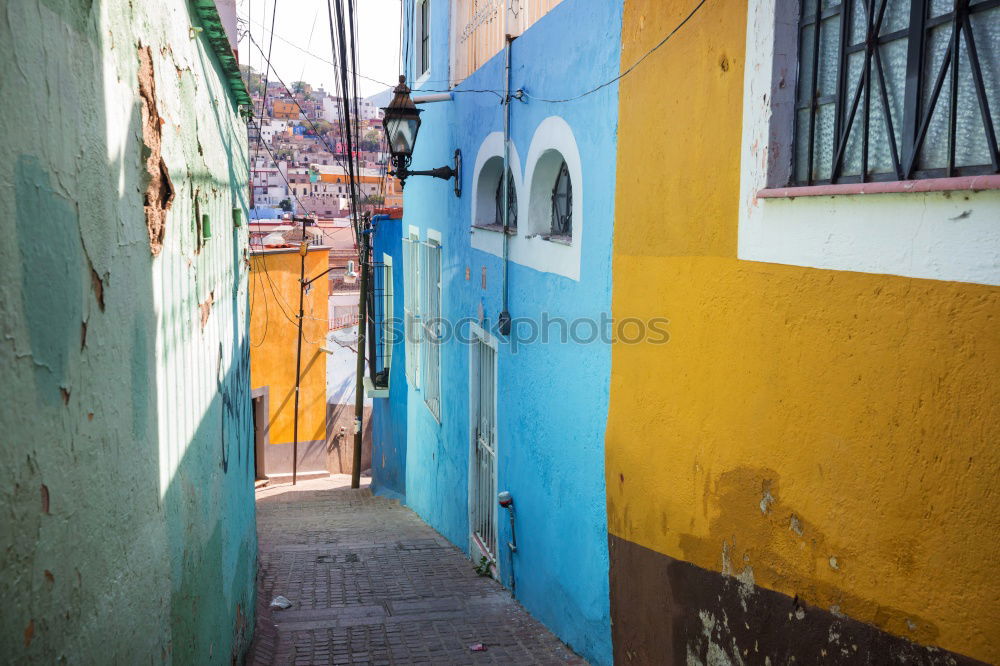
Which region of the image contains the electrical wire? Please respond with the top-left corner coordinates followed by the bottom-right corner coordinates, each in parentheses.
top-left (245, 30), bottom-right (374, 235)
top-left (522, 0), bottom-right (710, 103)
top-left (249, 234), bottom-right (300, 326)
top-left (243, 0), bottom-right (324, 348)
top-left (249, 117), bottom-right (316, 216)
top-left (247, 109), bottom-right (364, 248)
top-left (252, 0), bottom-right (279, 167)
top-left (248, 233), bottom-right (326, 344)
top-left (247, 156), bottom-right (358, 346)
top-left (243, 13), bottom-right (503, 97)
top-left (326, 0), bottom-right (364, 243)
top-left (242, 13), bottom-right (394, 90)
top-left (249, 247), bottom-right (270, 347)
top-left (245, 0), bottom-right (709, 105)
top-left (245, 29), bottom-right (356, 187)
top-left (295, 6), bottom-right (320, 93)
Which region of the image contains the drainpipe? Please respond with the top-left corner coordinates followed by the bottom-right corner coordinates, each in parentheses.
top-left (498, 29), bottom-right (514, 336)
top-left (498, 491), bottom-right (517, 594)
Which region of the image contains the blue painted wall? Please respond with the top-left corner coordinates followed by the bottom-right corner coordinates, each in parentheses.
top-left (373, 1), bottom-right (623, 663)
top-left (250, 205), bottom-right (283, 219)
top-left (371, 214), bottom-right (408, 500)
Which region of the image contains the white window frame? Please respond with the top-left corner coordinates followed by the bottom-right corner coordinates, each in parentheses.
top-left (738, 0), bottom-right (1000, 287)
top-left (414, 0), bottom-right (431, 86)
top-left (382, 253), bottom-right (394, 383)
top-left (402, 226), bottom-right (421, 388)
top-left (421, 229), bottom-right (442, 421)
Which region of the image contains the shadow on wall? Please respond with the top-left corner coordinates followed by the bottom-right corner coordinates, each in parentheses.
top-left (325, 336), bottom-right (372, 475)
top-left (1, 0), bottom-right (255, 662)
top-left (326, 402), bottom-right (373, 474)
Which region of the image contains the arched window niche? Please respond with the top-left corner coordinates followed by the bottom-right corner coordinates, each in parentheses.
top-left (470, 119), bottom-right (582, 281)
top-left (527, 150), bottom-right (574, 242)
top-left (470, 133), bottom-right (522, 234)
top-left (524, 116), bottom-right (582, 253)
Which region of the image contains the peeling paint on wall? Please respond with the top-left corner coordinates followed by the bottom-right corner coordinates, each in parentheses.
top-left (138, 44), bottom-right (174, 256)
top-left (0, 0), bottom-right (255, 662)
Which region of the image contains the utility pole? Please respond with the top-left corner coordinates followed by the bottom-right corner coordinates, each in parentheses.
top-left (291, 216), bottom-right (310, 486)
top-left (351, 215), bottom-right (370, 489)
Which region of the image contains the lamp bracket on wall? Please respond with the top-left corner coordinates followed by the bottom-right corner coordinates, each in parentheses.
top-left (390, 149), bottom-right (462, 198)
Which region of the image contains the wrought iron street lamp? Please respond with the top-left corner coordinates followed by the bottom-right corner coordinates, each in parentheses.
top-left (382, 76), bottom-right (461, 197)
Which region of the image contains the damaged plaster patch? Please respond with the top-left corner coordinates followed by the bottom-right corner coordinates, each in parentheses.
top-left (721, 540), bottom-right (757, 612)
top-left (759, 482), bottom-right (775, 514)
top-left (789, 513), bottom-right (803, 536)
top-left (90, 267), bottom-right (105, 310)
top-left (687, 609), bottom-right (744, 666)
top-left (138, 45), bottom-right (174, 256)
top-left (193, 193), bottom-right (204, 253)
top-left (199, 291), bottom-right (214, 329)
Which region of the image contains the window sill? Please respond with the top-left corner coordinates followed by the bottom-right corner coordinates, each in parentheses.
top-left (472, 223), bottom-right (516, 236)
top-left (363, 376), bottom-right (389, 399)
top-left (541, 234), bottom-right (572, 246)
top-left (758, 174), bottom-right (1000, 199)
top-left (423, 398), bottom-right (441, 424)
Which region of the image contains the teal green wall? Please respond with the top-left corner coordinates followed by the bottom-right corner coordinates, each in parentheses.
top-left (0, 1), bottom-right (256, 662)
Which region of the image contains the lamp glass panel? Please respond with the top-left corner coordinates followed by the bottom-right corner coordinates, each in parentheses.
top-left (384, 115), bottom-right (420, 158)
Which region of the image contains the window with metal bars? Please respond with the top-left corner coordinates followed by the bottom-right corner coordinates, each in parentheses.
top-left (420, 239), bottom-right (442, 420)
top-left (794, 0), bottom-right (999, 185)
top-left (550, 160), bottom-right (572, 237)
top-left (494, 167), bottom-right (517, 229)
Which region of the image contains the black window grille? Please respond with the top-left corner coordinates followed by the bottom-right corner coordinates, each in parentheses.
top-left (550, 160), bottom-right (572, 237)
top-left (494, 168), bottom-right (517, 229)
top-left (794, 0), bottom-right (999, 185)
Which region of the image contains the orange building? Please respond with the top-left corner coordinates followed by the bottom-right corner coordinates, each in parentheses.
top-left (271, 98), bottom-right (301, 120)
top-left (311, 165), bottom-right (401, 205)
top-left (249, 243), bottom-right (330, 479)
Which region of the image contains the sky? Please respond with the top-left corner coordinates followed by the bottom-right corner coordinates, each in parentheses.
top-left (237, 0), bottom-right (402, 100)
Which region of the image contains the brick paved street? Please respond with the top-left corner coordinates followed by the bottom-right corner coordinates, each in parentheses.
top-left (247, 476), bottom-right (586, 665)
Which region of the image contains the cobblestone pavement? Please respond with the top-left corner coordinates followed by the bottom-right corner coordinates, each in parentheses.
top-left (247, 475), bottom-right (586, 665)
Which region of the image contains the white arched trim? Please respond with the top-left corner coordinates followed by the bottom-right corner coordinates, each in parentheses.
top-left (469, 118), bottom-right (583, 281)
top-left (469, 132), bottom-right (524, 232)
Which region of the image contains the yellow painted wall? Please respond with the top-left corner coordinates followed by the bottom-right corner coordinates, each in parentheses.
top-left (607, 0), bottom-right (1000, 662)
top-left (249, 247), bottom-right (329, 445)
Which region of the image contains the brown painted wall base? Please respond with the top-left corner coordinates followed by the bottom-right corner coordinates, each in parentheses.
top-left (264, 438), bottom-right (327, 476)
top-left (326, 402), bottom-right (372, 474)
top-left (608, 535), bottom-right (985, 666)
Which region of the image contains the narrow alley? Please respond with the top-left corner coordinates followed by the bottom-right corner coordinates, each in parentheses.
top-left (4, 0), bottom-right (999, 663)
top-left (248, 477), bottom-right (584, 665)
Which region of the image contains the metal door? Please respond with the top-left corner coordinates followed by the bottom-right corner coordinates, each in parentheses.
top-left (471, 333), bottom-right (497, 564)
